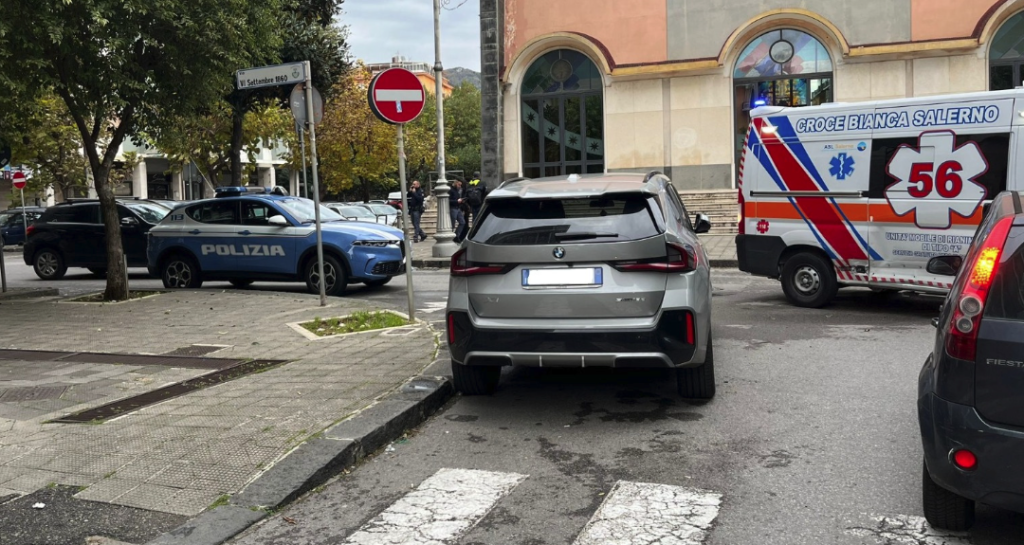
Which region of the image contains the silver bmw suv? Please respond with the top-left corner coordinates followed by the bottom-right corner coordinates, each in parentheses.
top-left (446, 172), bottom-right (715, 398)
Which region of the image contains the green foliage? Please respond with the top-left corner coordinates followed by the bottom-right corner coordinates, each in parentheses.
top-left (9, 93), bottom-right (89, 200)
top-left (445, 82), bottom-right (483, 176)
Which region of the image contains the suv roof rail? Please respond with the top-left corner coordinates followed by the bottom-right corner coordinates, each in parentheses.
top-left (497, 176), bottom-right (531, 189)
top-left (643, 171), bottom-right (665, 183)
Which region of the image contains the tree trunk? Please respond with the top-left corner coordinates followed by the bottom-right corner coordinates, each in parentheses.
top-left (230, 104), bottom-right (245, 186)
top-left (94, 166), bottom-right (129, 301)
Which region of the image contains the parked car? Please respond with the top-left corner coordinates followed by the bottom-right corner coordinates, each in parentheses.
top-left (147, 186), bottom-right (405, 295)
top-left (357, 203), bottom-right (400, 227)
top-left (918, 189), bottom-right (1024, 530)
top-left (23, 200), bottom-right (170, 279)
top-left (445, 172), bottom-right (714, 397)
top-left (0, 207), bottom-right (46, 246)
top-left (387, 191), bottom-right (403, 209)
top-left (329, 204), bottom-right (380, 223)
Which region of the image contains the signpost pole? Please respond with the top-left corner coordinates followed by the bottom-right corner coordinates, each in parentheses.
top-left (303, 61), bottom-right (327, 307)
top-left (20, 187), bottom-right (27, 235)
top-left (397, 125), bottom-right (416, 322)
top-left (296, 121), bottom-right (309, 199)
top-left (0, 230), bottom-right (7, 293)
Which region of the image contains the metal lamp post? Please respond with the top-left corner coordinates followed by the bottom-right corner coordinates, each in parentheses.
top-left (431, 0), bottom-right (458, 257)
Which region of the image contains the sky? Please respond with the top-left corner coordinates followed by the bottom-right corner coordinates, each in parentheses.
top-left (341, 0), bottom-right (482, 72)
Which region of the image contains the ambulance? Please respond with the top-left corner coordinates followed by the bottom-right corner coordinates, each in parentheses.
top-left (736, 89), bottom-right (1021, 307)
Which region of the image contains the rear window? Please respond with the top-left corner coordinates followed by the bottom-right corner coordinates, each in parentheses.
top-left (985, 226), bottom-right (1024, 321)
top-left (469, 195), bottom-right (663, 245)
top-left (48, 205), bottom-right (99, 224)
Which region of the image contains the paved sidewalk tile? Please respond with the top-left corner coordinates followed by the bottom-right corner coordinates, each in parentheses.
top-left (0, 291), bottom-right (438, 516)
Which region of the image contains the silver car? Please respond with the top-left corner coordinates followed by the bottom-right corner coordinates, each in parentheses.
top-left (446, 172), bottom-right (715, 398)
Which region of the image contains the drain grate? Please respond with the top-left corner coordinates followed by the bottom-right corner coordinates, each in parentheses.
top-left (0, 349), bottom-right (243, 370)
top-left (0, 350), bottom-right (78, 361)
top-left (0, 386), bottom-right (68, 402)
top-left (161, 344), bottom-right (229, 357)
top-left (49, 359), bottom-right (287, 423)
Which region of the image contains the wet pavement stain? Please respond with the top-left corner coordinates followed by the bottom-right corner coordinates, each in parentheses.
top-left (445, 414), bottom-right (479, 422)
top-left (467, 433), bottom-right (487, 444)
top-left (759, 449), bottom-right (798, 468)
top-left (572, 399), bottom-right (703, 425)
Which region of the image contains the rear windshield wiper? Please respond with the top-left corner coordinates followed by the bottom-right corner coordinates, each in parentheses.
top-left (553, 232), bottom-right (619, 241)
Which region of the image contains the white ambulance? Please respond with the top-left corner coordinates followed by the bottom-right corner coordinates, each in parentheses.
top-left (736, 89), bottom-right (1021, 307)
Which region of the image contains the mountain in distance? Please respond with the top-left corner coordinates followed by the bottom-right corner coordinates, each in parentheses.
top-left (444, 67), bottom-right (481, 89)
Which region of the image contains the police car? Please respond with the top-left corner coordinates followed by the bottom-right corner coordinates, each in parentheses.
top-left (147, 187), bottom-right (405, 295)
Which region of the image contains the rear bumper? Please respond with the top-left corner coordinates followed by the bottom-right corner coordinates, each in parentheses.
top-left (919, 391), bottom-right (1024, 513)
top-left (447, 310), bottom-right (701, 368)
top-left (736, 234), bottom-right (786, 278)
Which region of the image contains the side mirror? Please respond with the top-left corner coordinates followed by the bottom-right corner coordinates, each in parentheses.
top-left (694, 213), bottom-right (712, 234)
top-left (927, 255), bottom-right (963, 276)
top-left (267, 215), bottom-right (289, 226)
top-left (120, 216), bottom-right (139, 227)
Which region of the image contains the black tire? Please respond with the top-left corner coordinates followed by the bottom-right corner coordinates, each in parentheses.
top-left (87, 268), bottom-right (107, 278)
top-left (677, 335), bottom-right (716, 399)
top-left (161, 253), bottom-right (203, 289)
top-left (364, 277), bottom-right (392, 288)
top-left (451, 361), bottom-right (501, 395)
top-left (781, 252), bottom-right (838, 308)
top-left (922, 461), bottom-right (975, 531)
top-left (305, 254), bottom-right (348, 297)
top-left (33, 249), bottom-right (67, 280)
top-left (229, 279), bottom-right (253, 289)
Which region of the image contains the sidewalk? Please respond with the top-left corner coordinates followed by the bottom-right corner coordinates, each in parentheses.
top-left (410, 233), bottom-right (739, 268)
top-left (0, 290), bottom-right (440, 523)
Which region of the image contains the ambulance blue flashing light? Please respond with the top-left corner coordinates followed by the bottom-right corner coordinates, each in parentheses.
top-left (214, 186), bottom-right (290, 198)
top-left (753, 99), bottom-right (767, 107)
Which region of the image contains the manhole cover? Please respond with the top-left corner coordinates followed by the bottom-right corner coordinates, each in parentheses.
top-left (162, 344), bottom-right (229, 357)
top-left (0, 386), bottom-right (68, 402)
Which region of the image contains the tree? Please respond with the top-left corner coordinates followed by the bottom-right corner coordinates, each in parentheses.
top-left (444, 82), bottom-right (483, 177)
top-left (9, 93), bottom-right (88, 201)
top-left (0, 0), bottom-right (282, 300)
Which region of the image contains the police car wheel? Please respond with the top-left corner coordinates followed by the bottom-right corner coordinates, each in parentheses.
top-left (781, 252), bottom-right (837, 308)
top-left (162, 254), bottom-right (203, 289)
top-left (33, 249), bottom-right (67, 280)
top-left (306, 255), bottom-right (347, 296)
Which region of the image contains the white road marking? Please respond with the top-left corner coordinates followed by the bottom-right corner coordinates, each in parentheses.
top-left (343, 468), bottom-right (527, 544)
top-left (845, 515), bottom-right (972, 545)
top-left (573, 481), bottom-right (721, 545)
top-left (417, 302), bottom-right (448, 314)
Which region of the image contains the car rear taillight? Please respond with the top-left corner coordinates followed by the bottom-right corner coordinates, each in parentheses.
top-left (447, 313), bottom-right (456, 344)
top-left (945, 216), bottom-right (1013, 361)
top-left (952, 449), bottom-right (978, 471)
top-left (450, 249), bottom-right (509, 277)
top-left (737, 188), bottom-right (745, 235)
top-left (612, 243), bottom-right (697, 273)
top-left (25, 224), bottom-right (35, 237)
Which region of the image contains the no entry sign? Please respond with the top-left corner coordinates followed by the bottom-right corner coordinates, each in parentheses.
top-left (368, 68), bottom-right (426, 125)
top-left (11, 171), bottom-right (26, 190)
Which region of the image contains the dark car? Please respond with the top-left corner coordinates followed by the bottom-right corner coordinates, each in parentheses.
top-left (23, 200), bottom-right (169, 280)
top-left (918, 190), bottom-right (1024, 530)
top-left (0, 207), bottom-right (46, 246)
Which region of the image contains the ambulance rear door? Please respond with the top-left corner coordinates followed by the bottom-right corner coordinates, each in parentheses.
top-left (866, 98), bottom-right (1013, 290)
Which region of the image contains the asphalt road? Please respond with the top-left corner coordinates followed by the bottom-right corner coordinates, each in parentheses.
top-left (228, 270), bottom-right (1024, 545)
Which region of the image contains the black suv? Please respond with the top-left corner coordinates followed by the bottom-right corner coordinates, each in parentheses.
top-left (23, 200), bottom-right (169, 280)
top-left (919, 190), bottom-right (1024, 530)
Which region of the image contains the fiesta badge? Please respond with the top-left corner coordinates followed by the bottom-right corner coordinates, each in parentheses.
top-left (553, 247), bottom-right (566, 259)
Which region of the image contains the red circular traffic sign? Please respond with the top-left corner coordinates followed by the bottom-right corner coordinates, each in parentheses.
top-left (368, 68), bottom-right (426, 125)
top-left (11, 171), bottom-right (26, 190)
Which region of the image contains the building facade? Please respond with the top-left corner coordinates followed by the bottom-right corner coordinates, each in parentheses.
top-left (480, 0), bottom-right (1024, 190)
top-left (365, 56), bottom-right (455, 97)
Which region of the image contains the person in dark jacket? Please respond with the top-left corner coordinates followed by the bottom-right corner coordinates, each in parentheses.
top-left (465, 171), bottom-right (486, 227)
top-left (407, 180), bottom-right (427, 242)
top-left (449, 179), bottom-right (468, 243)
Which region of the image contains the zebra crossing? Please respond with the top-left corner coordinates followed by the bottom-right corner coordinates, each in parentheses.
top-left (328, 468), bottom-right (976, 545)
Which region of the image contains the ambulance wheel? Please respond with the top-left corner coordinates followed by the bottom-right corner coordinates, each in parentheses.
top-left (305, 255), bottom-right (347, 296)
top-left (781, 252), bottom-right (837, 308)
top-left (161, 253), bottom-right (203, 289)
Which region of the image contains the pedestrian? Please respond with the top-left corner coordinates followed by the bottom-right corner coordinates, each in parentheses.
top-left (465, 171), bottom-right (486, 227)
top-left (449, 179), bottom-right (468, 243)
top-left (407, 180), bottom-right (427, 242)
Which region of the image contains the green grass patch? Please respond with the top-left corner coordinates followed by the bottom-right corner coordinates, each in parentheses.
top-left (301, 311), bottom-right (409, 337)
top-left (208, 494), bottom-right (230, 510)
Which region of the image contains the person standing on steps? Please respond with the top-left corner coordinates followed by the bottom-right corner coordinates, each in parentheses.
top-left (449, 179), bottom-right (468, 243)
top-left (465, 171), bottom-right (486, 227)
top-left (407, 180), bottom-right (427, 242)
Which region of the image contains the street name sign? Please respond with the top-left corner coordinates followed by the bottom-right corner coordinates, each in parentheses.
top-left (236, 62), bottom-right (306, 90)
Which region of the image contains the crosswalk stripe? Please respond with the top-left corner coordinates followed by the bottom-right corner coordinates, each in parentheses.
top-left (573, 481), bottom-right (722, 545)
top-left (343, 468), bottom-right (527, 544)
top-left (845, 514), bottom-right (971, 544)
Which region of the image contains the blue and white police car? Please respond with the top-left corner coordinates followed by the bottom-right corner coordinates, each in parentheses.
top-left (147, 187), bottom-right (405, 295)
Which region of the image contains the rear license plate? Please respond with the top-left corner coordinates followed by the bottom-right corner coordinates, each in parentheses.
top-left (522, 267), bottom-right (602, 287)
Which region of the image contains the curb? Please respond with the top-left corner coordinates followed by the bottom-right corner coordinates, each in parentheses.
top-left (145, 372), bottom-right (455, 545)
top-left (0, 288), bottom-right (60, 300)
top-left (413, 258), bottom-right (739, 269)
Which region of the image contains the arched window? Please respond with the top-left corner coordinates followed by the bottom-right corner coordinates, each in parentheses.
top-left (732, 29), bottom-right (834, 171)
top-left (990, 11), bottom-right (1024, 90)
top-left (520, 50), bottom-right (604, 178)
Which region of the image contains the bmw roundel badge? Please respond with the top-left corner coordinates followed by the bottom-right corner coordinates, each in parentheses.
top-left (553, 247), bottom-right (566, 259)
